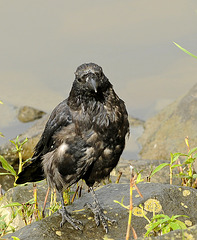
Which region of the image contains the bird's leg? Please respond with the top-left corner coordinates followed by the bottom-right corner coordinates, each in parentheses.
top-left (59, 191), bottom-right (83, 230)
top-left (84, 187), bottom-right (116, 233)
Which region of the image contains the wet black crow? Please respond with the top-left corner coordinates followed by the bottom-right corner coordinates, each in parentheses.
top-left (16, 63), bottom-right (129, 233)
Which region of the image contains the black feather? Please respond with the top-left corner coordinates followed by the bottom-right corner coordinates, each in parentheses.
top-left (16, 63), bottom-right (129, 231)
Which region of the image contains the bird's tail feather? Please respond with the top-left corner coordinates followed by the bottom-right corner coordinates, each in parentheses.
top-left (16, 157), bottom-right (45, 184)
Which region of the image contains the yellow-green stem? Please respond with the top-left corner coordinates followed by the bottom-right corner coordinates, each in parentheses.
top-left (126, 177), bottom-right (134, 240)
top-left (18, 151), bottom-right (23, 174)
top-left (170, 165), bottom-right (173, 185)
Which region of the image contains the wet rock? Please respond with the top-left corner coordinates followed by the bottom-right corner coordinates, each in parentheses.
top-left (17, 106), bottom-right (46, 123)
top-left (0, 114), bottom-right (49, 166)
top-left (129, 115), bottom-right (145, 127)
top-left (3, 183), bottom-right (197, 239)
top-left (0, 181), bottom-right (48, 231)
top-left (116, 158), bottom-right (181, 185)
top-left (139, 83), bottom-right (197, 161)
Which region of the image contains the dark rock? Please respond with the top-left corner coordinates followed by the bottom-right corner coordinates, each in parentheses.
top-left (138, 224), bottom-right (197, 239)
top-left (3, 183), bottom-right (197, 240)
top-left (116, 158), bottom-right (181, 185)
top-left (17, 106), bottom-right (46, 123)
top-left (139, 83), bottom-right (197, 161)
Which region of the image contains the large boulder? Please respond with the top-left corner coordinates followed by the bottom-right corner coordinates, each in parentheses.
top-left (3, 183), bottom-right (197, 240)
top-left (139, 83), bottom-right (197, 161)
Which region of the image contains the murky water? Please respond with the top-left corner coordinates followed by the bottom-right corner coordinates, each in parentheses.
top-left (0, 0), bottom-right (197, 157)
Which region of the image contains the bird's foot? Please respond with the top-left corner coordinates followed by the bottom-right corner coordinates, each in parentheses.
top-left (84, 202), bottom-right (116, 233)
top-left (59, 206), bottom-right (83, 230)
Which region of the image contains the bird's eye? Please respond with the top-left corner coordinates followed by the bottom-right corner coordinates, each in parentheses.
top-left (77, 75), bottom-right (86, 83)
top-left (96, 71), bottom-right (102, 78)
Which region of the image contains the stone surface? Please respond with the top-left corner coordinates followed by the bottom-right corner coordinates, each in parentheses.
top-left (116, 158), bottom-right (181, 185)
top-left (17, 106), bottom-right (46, 123)
top-left (138, 224), bottom-right (197, 240)
top-left (3, 183), bottom-right (197, 240)
top-left (139, 83), bottom-right (197, 161)
top-left (0, 114), bottom-right (49, 166)
top-left (0, 181), bottom-right (49, 231)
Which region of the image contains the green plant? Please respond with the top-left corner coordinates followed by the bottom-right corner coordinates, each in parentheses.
top-left (2, 198), bottom-right (35, 226)
top-left (144, 214), bottom-right (188, 237)
top-left (149, 152), bottom-right (184, 184)
top-left (10, 136), bottom-right (30, 176)
top-left (149, 138), bottom-right (197, 186)
top-left (114, 166), bottom-right (143, 240)
top-left (173, 42), bottom-right (197, 59)
top-left (0, 199), bottom-right (35, 237)
top-left (0, 214), bottom-right (14, 236)
top-left (0, 136), bottom-right (31, 185)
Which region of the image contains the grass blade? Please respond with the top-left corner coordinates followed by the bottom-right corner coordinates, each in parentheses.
top-left (0, 155), bottom-right (16, 176)
top-left (173, 42), bottom-right (197, 59)
top-left (150, 163), bottom-right (169, 178)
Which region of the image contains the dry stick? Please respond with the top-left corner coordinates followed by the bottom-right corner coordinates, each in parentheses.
top-left (71, 185), bottom-right (79, 204)
top-left (126, 166), bottom-right (138, 240)
top-left (116, 171), bottom-right (122, 183)
top-left (79, 184), bottom-right (83, 198)
top-left (134, 182), bottom-right (143, 199)
top-left (42, 186), bottom-right (50, 218)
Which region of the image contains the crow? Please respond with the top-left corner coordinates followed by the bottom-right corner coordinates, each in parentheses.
top-left (16, 63), bottom-right (129, 233)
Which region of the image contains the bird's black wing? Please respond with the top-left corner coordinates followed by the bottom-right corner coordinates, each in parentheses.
top-left (34, 99), bottom-right (72, 157)
top-left (16, 99), bottom-right (72, 184)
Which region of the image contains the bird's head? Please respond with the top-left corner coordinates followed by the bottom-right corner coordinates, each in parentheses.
top-left (73, 63), bottom-right (111, 95)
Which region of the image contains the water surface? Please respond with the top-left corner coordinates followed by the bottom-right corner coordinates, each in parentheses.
top-left (0, 0), bottom-right (197, 157)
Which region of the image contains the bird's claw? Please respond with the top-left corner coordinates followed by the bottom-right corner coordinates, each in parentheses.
top-left (84, 202), bottom-right (116, 233)
top-left (59, 207), bottom-right (83, 230)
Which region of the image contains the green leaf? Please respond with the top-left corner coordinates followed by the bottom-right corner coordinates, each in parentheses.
top-left (0, 155), bottom-right (16, 176)
top-left (192, 174), bottom-right (197, 179)
top-left (136, 173), bottom-right (144, 183)
top-left (12, 237), bottom-right (21, 240)
top-left (171, 164), bottom-right (182, 169)
top-left (152, 214), bottom-right (170, 220)
top-left (0, 172), bottom-right (13, 175)
top-left (0, 132), bottom-right (5, 137)
top-left (25, 198), bottom-right (35, 205)
top-left (2, 202), bottom-right (22, 208)
top-left (168, 221), bottom-right (181, 231)
top-left (183, 158), bottom-right (195, 165)
top-left (171, 214), bottom-right (189, 219)
top-left (150, 163), bottom-right (169, 178)
top-left (171, 152), bottom-right (185, 164)
top-left (188, 147), bottom-right (197, 156)
top-left (173, 42), bottom-right (197, 59)
top-left (22, 158), bottom-right (32, 166)
top-left (162, 224), bottom-right (171, 234)
top-left (145, 222), bottom-right (160, 237)
top-left (175, 220), bottom-right (187, 229)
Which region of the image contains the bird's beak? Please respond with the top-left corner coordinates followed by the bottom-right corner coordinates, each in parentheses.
top-left (90, 78), bottom-right (98, 93)
top-left (87, 77), bottom-right (98, 93)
